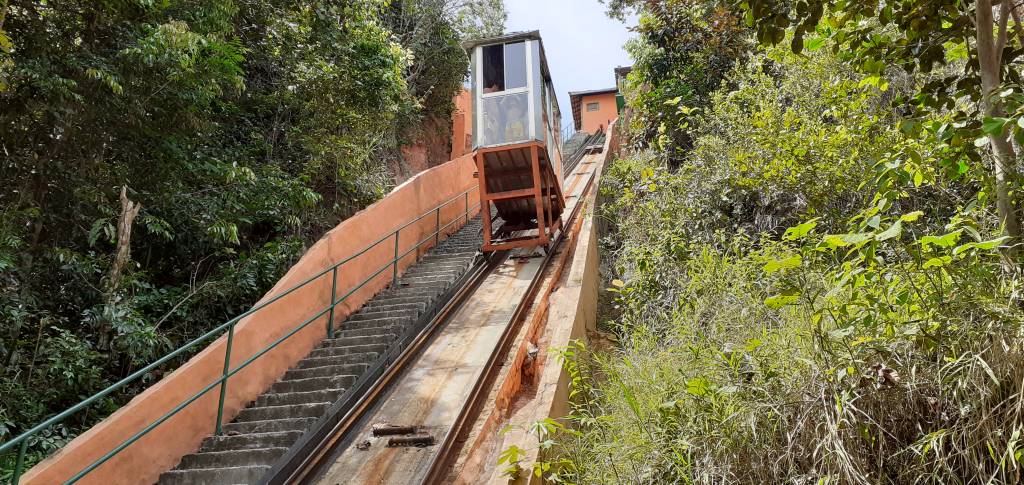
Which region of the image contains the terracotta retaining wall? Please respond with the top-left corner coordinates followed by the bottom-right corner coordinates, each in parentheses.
top-left (22, 154), bottom-right (480, 485)
top-left (451, 89), bottom-right (473, 160)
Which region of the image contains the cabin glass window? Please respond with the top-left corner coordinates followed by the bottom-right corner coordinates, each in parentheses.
top-left (482, 42), bottom-right (527, 94)
top-left (586, 102), bottom-right (600, 111)
top-left (481, 92), bottom-right (529, 146)
top-left (503, 42), bottom-right (527, 89)
top-left (482, 44), bottom-right (504, 92)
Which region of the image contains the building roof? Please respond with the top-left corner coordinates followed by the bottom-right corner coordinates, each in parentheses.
top-left (569, 88), bottom-right (617, 131)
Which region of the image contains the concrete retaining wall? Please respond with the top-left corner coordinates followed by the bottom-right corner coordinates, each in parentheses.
top-left (22, 155), bottom-right (480, 485)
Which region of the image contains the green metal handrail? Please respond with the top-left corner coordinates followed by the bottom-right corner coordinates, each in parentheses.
top-left (1, 185), bottom-right (480, 484)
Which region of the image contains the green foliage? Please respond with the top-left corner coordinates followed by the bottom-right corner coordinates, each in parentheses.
top-left (0, 0), bottom-right (500, 473)
top-left (497, 418), bottom-right (575, 482)
top-left (616, 0), bottom-right (752, 161)
top-left (545, 6), bottom-right (1024, 482)
top-left (739, 0), bottom-right (969, 76)
top-left (688, 42), bottom-right (910, 230)
top-left (735, 0), bottom-right (1024, 238)
top-left (450, 0), bottom-right (507, 40)
top-left (561, 152), bottom-right (1024, 482)
top-left (383, 0), bottom-right (474, 141)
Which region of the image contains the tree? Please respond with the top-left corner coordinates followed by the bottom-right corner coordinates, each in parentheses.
top-left (383, 0), bottom-right (475, 129)
top-left (602, 0), bottom-right (752, 160)
top-left (450, 0), bottom-right (506, 39)
top-left (738, 0), bottom-right (1024, 239)
top-left (0, 0), bottom-right (474, 472)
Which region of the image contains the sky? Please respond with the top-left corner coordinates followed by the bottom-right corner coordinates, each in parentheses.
top-left (504, 0), bottom-right (636, 133)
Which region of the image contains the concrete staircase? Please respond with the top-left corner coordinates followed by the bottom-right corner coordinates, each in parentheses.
top-left (158, 216), bottom-right (484, 485)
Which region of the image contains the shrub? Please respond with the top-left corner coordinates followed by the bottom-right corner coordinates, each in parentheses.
top-left (548, 36), bottom-right (1024, 485)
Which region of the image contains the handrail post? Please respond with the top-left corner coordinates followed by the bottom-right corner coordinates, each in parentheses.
top-left (327, 267), bottom-right (337, 338)
top-left (12, 439), bottom-right (27, 485)
top-left (465, 191), bottom-right (469, 223)
top-left (214, 324), bottom-right (235, 435)
top-left (435, 207), bottom-right (441, 245)
top-left (392, 229), bottom-right (400, 286)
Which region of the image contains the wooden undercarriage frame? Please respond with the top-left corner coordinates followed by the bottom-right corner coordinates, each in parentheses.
top-left (474, 141), bottom-right (565, 251)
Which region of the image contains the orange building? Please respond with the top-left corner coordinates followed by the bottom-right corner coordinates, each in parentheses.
top-left (569, 88), bottom-right (618, 134)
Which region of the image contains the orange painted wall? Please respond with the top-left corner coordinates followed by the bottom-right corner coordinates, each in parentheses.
top-left (451, 89), bottom-right (473, 160)
top-left (21, 155), bottom-right (481, 485)
top-left (579, 92), bottom-right (618, 134)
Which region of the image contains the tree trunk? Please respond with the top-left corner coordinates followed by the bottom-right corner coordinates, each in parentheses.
top-left (976, 0), bottom-right (1022, 239)
top-left (97, 186), bottom-right (141, 350)
top-left (0, 0), bottom-right (8, 31)
top-left (106, 186), bottom-right (142, 300)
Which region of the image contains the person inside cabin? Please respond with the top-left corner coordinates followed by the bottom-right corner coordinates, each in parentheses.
top-left (483, 62), bottom-right (503, 93)
top-left (503, 98), bottom-right (526, 142)
top-left (482, 99), bottom-right (502, 145)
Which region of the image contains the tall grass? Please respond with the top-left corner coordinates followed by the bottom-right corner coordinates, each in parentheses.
top-left (550, 152), bottom-right (1024, 484)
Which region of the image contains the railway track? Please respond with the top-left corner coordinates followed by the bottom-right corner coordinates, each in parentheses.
top-left (261, 248), bottom-right (499, 484)
top-left (269, 144), bottom-right (604, 485)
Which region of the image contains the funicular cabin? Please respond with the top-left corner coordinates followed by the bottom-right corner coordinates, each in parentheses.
top-left (465, 31), bottom-right (564, 251)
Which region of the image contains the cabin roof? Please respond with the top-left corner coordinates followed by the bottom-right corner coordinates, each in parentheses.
top-left (461, 30), bottom-right (542, 51)
top-left (462, 31), bottom-right (559, 114)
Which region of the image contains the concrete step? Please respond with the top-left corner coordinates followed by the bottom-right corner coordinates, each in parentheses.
top-left (421, 252), bottom-right (477, 262)
top-left (320, 334), bottom-right (396, 348)
top-left (379, 287), bottom-right (446, 300)
top-left (282, 363), bottom-right (368, 381)
top-left (308, 342), bottom-right (388, 359)
top-left (295, 351), bottom-right (379, 370)
top-left (338, 317), bottom-right (407, 332)
top-left (178, 447), bottom-right (287, 470)
top-left (201, 430), bottom-right (303, 453)
top-left (399, 273), bottom-right (455, 283)
top-left (367, 295), bottom-right (437, 307)
top-left (235, 402), bottom-right (330, 423)
top-left (422, 250), bottom-right (476, 259)
top-left (405, 261), bottom-right (465, 271)
top-left (363, 301), bottom-right (427, 313)
top-left (393, 282), bottom-right (452, 293)
top-left (334, 325), bottom-right (405, 339)
top-left (400, 271), bottom-right (462, 282)
top-left (221, 417), bottom-right (316, 436)
top-left (270, 374), bottom-right (356, 394)
top-left (160, 464), bottom-right (271, 485)
top-left (256, 388), bottom-right (345, 407)
top-left (348, 308), bottom-right (418, 322)
top-left (390, 280), bottom-right (450, 291)
top-left (438, 240), bottom-right (480, 248)
top-left (400, 269), bottom-right (461, 280)
top-left (411, 263), bottom-right (471, 274)
top-left (419, 257), bottom-right (475, 267)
